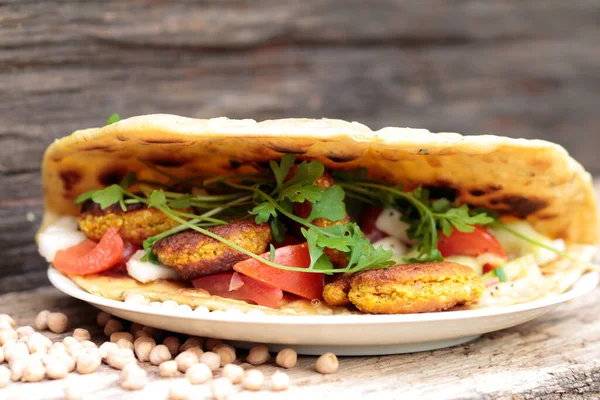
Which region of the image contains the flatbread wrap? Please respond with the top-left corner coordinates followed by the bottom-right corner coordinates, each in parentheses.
top-left (37, 115), bottom-right (599, 315)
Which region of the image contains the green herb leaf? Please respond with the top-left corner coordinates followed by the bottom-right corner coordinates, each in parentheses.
top-left (269, 218), bottom-right (287, 243)
top-left (307, 185), bottom-right (347, 222)
top-left (106, 113), bottom-right (121, 125)
top-left (119, 172), bottom-right (137, 189)
top-left (269, 244), bottom-right (276, 262)
top-left (250, 202), bottom-right (277, 224)
top-left (148, 190), bottom-right (167, 208)
top-left (270, 154), bottom-right (296, 189)
top-left (168, 194), bottom-right (192, 209)
top-left (284, 160), bottom-right (324, 189)
top-left (92, 185), bottom-right (124, 210)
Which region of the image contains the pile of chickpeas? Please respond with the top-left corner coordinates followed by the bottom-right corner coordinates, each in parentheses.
top-left (0, 311), bottom-right (339, 399)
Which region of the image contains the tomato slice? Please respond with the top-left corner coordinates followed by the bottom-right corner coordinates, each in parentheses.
top-left (360, 206), bottom-right (388, 243)
top-left (233, 243), bottom-right (323, 300)
top-left (110, 241), bottom-right (142, 275)
top-left (53, 228), bottom-right (124, 275)
top-left (438, 226), bottom-right (507, 259)
top-left (192, 272), bottom-right (283, 308)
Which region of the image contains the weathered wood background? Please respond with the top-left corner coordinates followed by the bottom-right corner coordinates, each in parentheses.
top-left (2, 0), bottom-right (600, 293)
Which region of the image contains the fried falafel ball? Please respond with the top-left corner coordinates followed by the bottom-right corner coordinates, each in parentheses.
top-left (78, 201), bottom-right (182, 245)
top-left (290, 168), bottom-right (350, 267)
top-left (323, 262), bottom-right (485, 314)
top-left (153, 220), bottom-right (272, 280)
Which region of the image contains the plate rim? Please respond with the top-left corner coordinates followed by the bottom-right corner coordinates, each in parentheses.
top-left (47, 267), bottom-right (599, 325)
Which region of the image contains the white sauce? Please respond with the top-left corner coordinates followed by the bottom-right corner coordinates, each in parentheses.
top-left (38, 216), bottom-right (86, 262)
top-left (126, 250), bottom-right (180, 283)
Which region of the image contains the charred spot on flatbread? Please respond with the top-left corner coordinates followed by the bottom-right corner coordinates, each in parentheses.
top-left (98, 166), bottom-right (128, 186)
top-left (59, 170), bottom-right (82, 192)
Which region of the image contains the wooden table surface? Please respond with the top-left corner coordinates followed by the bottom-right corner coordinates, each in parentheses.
top-left (2, 181), bottom-right (600, 399)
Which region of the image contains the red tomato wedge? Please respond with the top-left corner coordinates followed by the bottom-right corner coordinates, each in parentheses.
top-left (233, 243), bottom-right (324, 300)
top-left (192, 272), bottom-right (283, 308)
top-left (360, 206), bottom-right (388, 243)
top-left (437, 226), bottom-right (507, 265)
top-left (53, 228), bottom-right (124, 275)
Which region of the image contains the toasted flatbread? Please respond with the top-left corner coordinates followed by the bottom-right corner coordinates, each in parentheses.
top-left (39, 115), bottom-right (599, 313)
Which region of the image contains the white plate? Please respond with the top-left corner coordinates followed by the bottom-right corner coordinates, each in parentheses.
top-left (48, 268), bottom-right (598, 355)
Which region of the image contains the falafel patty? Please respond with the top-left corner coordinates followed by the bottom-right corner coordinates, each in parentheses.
top-left (78, 201), bottom-right (181, 245)
top-left (323, 262), bottom-right (485, 314)
top-left (153, 220), bottom-right (272, 280)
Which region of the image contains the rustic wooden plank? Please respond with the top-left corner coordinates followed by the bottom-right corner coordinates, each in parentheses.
top-left (2, 282), bottom-right (599, 399)
top-left (1, 0), bottom-right (599, 290)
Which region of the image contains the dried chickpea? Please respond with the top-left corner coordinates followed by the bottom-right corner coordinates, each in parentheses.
top-left (186, 347), bottom-right (204, 360)
top-left (64, 384), bottom-right (84, 400)
top-left (34, 310), bottom-right (50, 331)
top-left (222, 364), bottom-right (243, 384)
top-left (163, 336), bottom-right (180, 356)
top-left (80, 340), bottom-right (97, 349)
top-left (27, 333), bottom-right (49, 354)
top-left (45, 360), bottom-right (69, 379)
top-left (134, 329), bottom-right (153, 340)
top-left (169, 379), bottom-right (191, 400)
top-left (111, 331), bottom-right (133, 343)
top-left (186, 363), bottom-right (212, 384)
top-left (76, 349), bottom-right (102, 374)
top-left (0, 314), bottom-right (16, 329)
top-left (213, 344), bottom-right (236, 366)
top-left (120, 363), bottom-right (148, 390)
top-left (275, 348), bottom-right (297, 369)
top-left (242, 369), bottom-right (264, 391)
top-left (10, 359), bottom-right (25, 381)
top-left (49, 342), bottom-right (66, 355)
top-left (134, 337), bottom-right (156, 362)
top-left (200, 351), bottom-right (220, 371)
top-left (117, 338), bottom-right (134, 351)
top-left (160, 360), bottom-right (178, 377)
top-left (47, 312), bottom-right (69, 333)
top-left (315, 352), bottom-right (339, 374)
top-left (107, 348), bottom-right (137, 370)
top-left (271, 371), bottom-right (290, 391)
top-left (175, 351), bottom-right (199, 373)
top-left (130, 323), bottom-right (144, 335)
top-left (0, 365), bottom-right (10, 387)
top-left (21, 361), bottom-right (46, 382)
top-left (0, 329), bottom-right (17, 345)
top-left (247, 345), bottom-right (270, 365)
top-left (149, 344), bottom-right (172, 365)
top-left (0, 347), bottom-right (4, 363)
top-left (211, 377), bottom-right (233, 400)
top-left (63, 337), bottom-right (82, 359)
top-left (44, 353), bottom-right (75, 373)
top-left (99, 341), bottom-right (119, 360)
top-left (16, 325), bottom-right (35, 339)
top-left (104, 319), bottom-right (123, 337)
top-left (73, 328), bottom-right (91, 342)
top-left (180, 337), bottom-right (203, 352)
top-left (5, 342), bottom-right (28, 363)
top-left (204, 338), bottom-right (222, 352)
top-left (96, 311), bottom-right (111, 327)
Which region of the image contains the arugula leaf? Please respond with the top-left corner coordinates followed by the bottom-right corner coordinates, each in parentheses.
top-left (106, 113), bottom-right (121, 125)
top-left (93, 185), bottom-right (124, 210)
top-left (269, 244), bottom-right (276, 262)
top-left (307, 185), bottom-right (347, 222)
top-left (270, 154), bottom-right (296, 189)
top-left (168, 194), bottom-right (192, 209)
top-left (284, 160), bottom-right (324, 188)
top-left (148, 190), bottom-right (167, 208)
top-left (250, 202), bottom-right (277, 224)
top-left (119, 172), bottom-right (136, 189)
top-left (302, 228), bottom-right (334, 271)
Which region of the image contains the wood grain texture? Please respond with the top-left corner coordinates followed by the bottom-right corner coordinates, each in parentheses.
top-left (1, 283), bottom-right (599, 399)
top-left (2, 0), bottom-right (600, 290)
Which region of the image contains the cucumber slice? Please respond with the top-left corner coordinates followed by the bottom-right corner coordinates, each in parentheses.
top-left (488, 221), bottom-right (563, 265)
